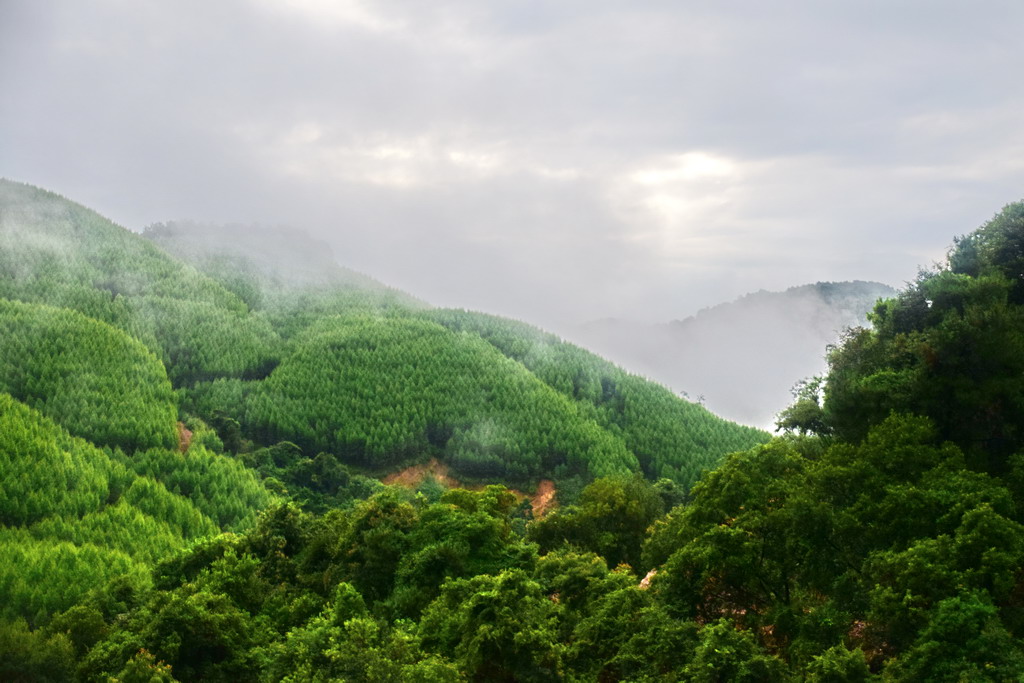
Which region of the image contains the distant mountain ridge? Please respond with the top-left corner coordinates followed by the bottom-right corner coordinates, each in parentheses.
top-left (571, 280), bottom-right (896, 428)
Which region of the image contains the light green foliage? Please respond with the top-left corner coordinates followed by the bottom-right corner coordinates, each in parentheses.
top-left (144, 220), bottom-right (426, 339)
top-left (0, 299), bottom-right (178, 451)
top-left (0, 393), bottom-right (274, 623)
top-left (246, 315), bottom-right (637, 481)
top-left (130, 446), bottom-right (276, 530)
top-left (113, 649), bottom-right (178, 683)
top-left (29, 502), bottom-right (189, 565)
top-left (425, 309), bottom-right (770, 488)
top-left (0, 180), bottom-right (280, 386)
top-left (125, 296), bottom-right (280, 385)
top-left (804, 645), bottom-right (872, 682)
top-left (0, 528), bottom-right (151, 621)
top-left (0, 392), bottom-right (125, 526)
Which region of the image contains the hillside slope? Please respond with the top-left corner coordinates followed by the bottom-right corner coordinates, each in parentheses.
top-left (144, 220), bottom-right (426, 338)
top-left (1, 179), bottom-right (768, 495)
top-left (0, 179), bottom-right (280, 386)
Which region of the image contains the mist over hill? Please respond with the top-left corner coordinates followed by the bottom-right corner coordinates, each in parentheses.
top-left (144, 220), bottom-right (426, 313)
top-left (569, 281), bottom-right (896, 428)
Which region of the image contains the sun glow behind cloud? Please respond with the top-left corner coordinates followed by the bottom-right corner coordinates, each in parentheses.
top-left (253, 0), bottom-right (404, 33)
top-left (248, 119), bottom-right (587, 190)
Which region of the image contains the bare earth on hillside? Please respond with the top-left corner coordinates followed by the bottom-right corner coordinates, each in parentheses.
top-left (177, 422), bottom-right (192, 452)
top-left (382, 460), bottom-right (558, 518)
top-left (382, 458), bottom-right (461, 488)
top-left (531, 479), bottom-right (557, 517)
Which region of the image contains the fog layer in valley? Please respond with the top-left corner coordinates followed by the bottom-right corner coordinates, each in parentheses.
top-left (567, 281), bottom-right (896, 428)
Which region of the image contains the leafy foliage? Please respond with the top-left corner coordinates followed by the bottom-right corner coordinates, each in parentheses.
top-left (821, 202), bottom-right (1024, 475)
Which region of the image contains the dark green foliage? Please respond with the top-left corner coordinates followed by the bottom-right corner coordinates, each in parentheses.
top-left (0, 618), bottom-right (75, 682)
top-left (391, 486), bottom-right (537, 617)
top-left (419, 569), bottom-right (562, 682)
top-left (683, 618), bottom-right (790, 682)
top-left (529, 475), bottom-right (664, 570)
top-left (819, 202), bottom-right (1024, 475)
top-left (236, 442), bottom-right (384, 513)
top-left (647, 415), bottom-right (1024, 676)
top-left (881, 590), bottom-right (1024, 681)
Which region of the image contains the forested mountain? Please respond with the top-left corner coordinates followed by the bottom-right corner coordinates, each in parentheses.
top-left (572, 280), bottom-right (896, 427)
top-left (0, 181), bottom-right (281, 386)
top-left (0, 179), bottom-right (768, 678)
top-left (424, 309), bottom-right (766, 484)
top-left (3, 178), bottom-right (1023, 680)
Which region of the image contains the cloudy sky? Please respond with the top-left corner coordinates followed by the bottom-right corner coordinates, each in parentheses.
top-left (3, 0), bottom-right (1023, 330)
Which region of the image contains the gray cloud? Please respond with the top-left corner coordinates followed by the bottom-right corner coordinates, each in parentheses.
top-left (3, 0), bottom-right (1023, 330)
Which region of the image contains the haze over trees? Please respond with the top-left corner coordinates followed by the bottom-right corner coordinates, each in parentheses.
top-left (572, 280), bottom-right (896, 427)
top-left (1, 178), bottom-right (1023, 680)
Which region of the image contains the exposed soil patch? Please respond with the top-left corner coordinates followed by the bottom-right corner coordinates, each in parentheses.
top-left (383, 458), bottom-right (461, 488)
top-left (381, 460), bottom-right (558, 517)
top-left (177, 422), bottom-right (192, 453)
top-left (531, 479), bottom-right (557, 518)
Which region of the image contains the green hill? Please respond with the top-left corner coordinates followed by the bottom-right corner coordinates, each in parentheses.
top-left (0, 180), bottom-right (778, 675)
top-left (242, 315), bottom-right (639, 482)
top-left (0, 392), bottom-right (274, 620)
top-left (423, 309), bottom-right (768, 484)
top-left (0, 179), bottom-right (280, 386)
top-left (0, 298), bottom-right (178, 452)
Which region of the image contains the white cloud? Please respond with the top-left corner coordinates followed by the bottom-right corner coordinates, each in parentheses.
top-left (630, 152), bottom-right (738, 186)
top-left (252, 0), bottom-right (404, 33)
